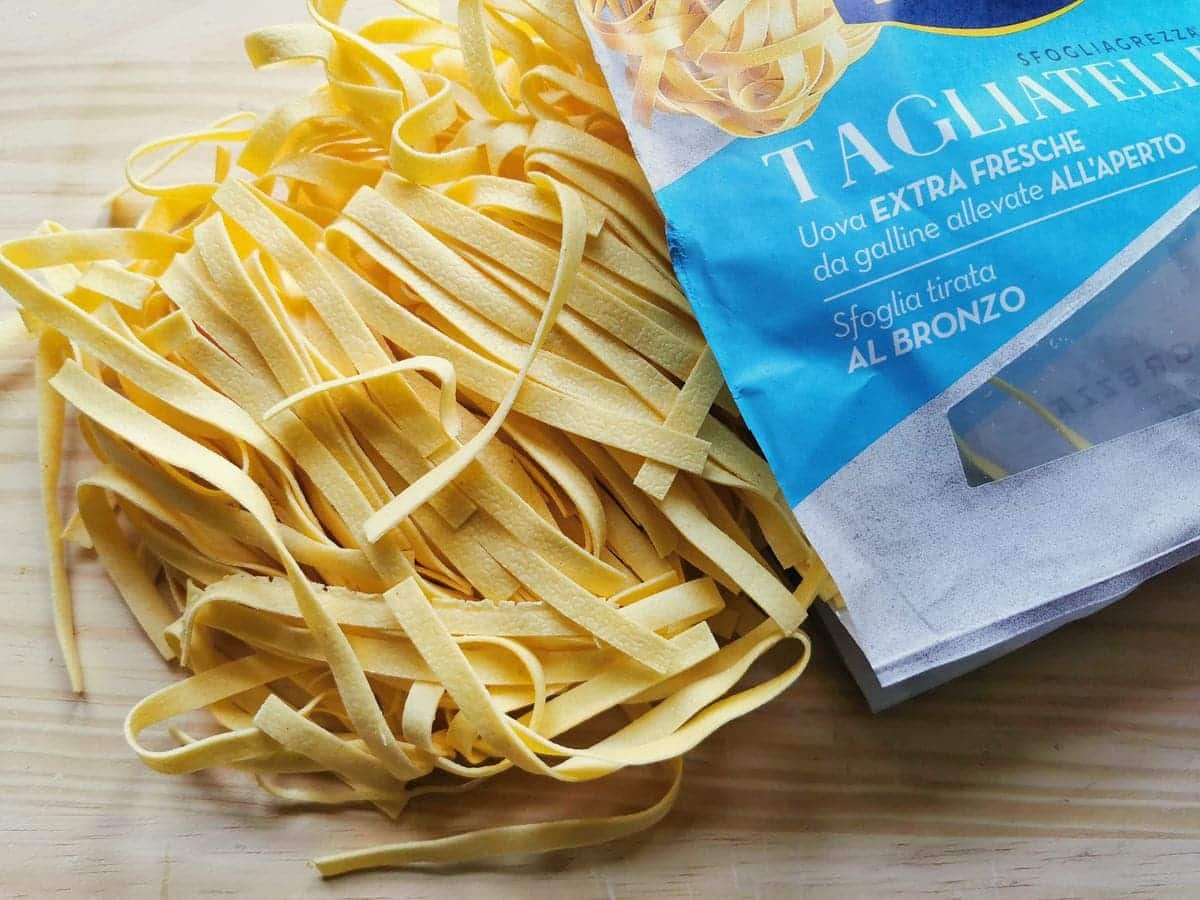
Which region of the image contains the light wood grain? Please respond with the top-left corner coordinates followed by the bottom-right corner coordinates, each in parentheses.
top-left (3, 2), bottom-right (1200, 896)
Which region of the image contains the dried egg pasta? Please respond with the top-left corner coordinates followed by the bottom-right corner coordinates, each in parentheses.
top-left (0, 0), bottom-right (826, 875)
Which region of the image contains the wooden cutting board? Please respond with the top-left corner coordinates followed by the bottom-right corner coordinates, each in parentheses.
top-left (2, 2), bottom-right (1199, 896)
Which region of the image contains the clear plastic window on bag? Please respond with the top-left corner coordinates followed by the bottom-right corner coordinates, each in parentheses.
top-left (951, 208), bottom-right (1200, 487)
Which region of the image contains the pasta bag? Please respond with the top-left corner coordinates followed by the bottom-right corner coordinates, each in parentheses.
top-left (579, 0), bottom-right (1200, 706)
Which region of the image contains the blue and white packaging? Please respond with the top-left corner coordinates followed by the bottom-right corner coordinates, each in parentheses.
top-left (580, 0), bottom-right (1200, 707)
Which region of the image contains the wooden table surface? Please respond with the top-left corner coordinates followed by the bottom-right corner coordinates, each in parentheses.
top-left (3, 2), bottom-right (1200, 897)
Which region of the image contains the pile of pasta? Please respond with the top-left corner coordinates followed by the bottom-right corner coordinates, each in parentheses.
top-left (0, 0), bottom-right (834, 874)
top-left (581, 0), bottom-right (881, 136)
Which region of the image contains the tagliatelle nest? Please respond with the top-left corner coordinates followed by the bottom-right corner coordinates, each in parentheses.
top-left (580, 0), bottom-right (881, 136)
top-left (0, 0), bottom-right (833, 875)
